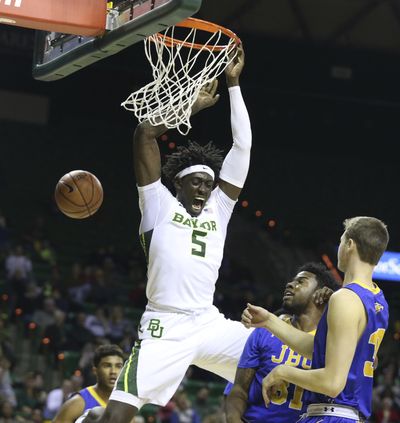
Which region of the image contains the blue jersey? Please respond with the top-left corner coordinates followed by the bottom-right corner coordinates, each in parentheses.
top-left (226, 327), bottom-right (312, 423)
top-left (78, 386), bottom-right (106, 412)
top-left (309, 281), bottom-right (389, 419)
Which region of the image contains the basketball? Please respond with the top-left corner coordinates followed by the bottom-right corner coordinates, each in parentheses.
top-left (54, 170), bottom-right (103, 219)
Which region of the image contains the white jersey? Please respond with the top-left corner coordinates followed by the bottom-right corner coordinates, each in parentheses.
top-left (137, 179), bottom-right (236, 312)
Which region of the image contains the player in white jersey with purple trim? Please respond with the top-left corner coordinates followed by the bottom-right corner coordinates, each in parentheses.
top-left (80, 44), bottom-right (253, 423)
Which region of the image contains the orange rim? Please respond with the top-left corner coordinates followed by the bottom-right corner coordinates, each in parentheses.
top-left (155, 17), bottom-right (241, 51)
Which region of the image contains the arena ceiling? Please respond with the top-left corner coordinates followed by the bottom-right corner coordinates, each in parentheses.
top-left (197, 0), bottom-right (400, 54)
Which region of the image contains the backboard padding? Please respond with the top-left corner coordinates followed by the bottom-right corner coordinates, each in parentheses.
top-left (32, 0), bottom-right (202, 81)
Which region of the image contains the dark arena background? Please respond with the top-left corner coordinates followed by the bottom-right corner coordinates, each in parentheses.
top-left (0, 1), bottom-right (400, 422)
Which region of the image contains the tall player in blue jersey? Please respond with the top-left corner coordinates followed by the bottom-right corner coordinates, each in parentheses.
top-left (53, 345), bottom-right (124, 423)
top-left (242, 216), bottom-right (389, 422)
top-left (224, 262), bottom-right (338, 423)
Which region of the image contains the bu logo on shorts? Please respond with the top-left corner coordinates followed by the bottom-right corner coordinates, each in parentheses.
top-left (148, 319), bottom-right (164, 338)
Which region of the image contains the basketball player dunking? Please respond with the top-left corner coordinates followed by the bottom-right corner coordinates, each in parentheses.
top-left (80, 44), bottom-right (254, 423)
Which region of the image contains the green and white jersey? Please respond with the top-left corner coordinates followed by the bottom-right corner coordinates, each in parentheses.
top-left (137, 179), bottom-right (236, 312)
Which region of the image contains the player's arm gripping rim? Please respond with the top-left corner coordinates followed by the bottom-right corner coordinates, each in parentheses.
top-left (261, 289), bottom-right (366, 406)
top-left (217, 44), bottom-right (252, 201)
top-left (225, 367), bottom-right (255, 423)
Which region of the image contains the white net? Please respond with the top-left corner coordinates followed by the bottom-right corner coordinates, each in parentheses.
top-left (121, 23), bottom-right (238, 135)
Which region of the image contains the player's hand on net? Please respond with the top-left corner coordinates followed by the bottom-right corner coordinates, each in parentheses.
top-left (191, 79), bottom-right (220, 115)
top-left (241, 303), bottom-right (271, 328)
top-left (225, 43), bottom-right (244, 86)
top-left (313, 286), bottom-right (334, 306)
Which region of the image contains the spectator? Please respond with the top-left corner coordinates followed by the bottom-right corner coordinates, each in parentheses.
top-left (373, 361), bottom-right (400, 410)
top-left (16, 371), bottom-right (46, 410)
top-left (5, 245), bottom-right (32, 280)
top-left (86, 269), bottom-right (113, 306)
top-left (0, 400), bottom-right (15, 423)
top-left (65, 312), bottom-right (95, 351)
top-left (43, 379), bottom-right (74, 420)
top-left (192, 387), bottom-right (212, 420)
top-left (90, 245), bottom-right (117, 268)
top-left (5, 269), bottom-right (29, 311)
top-left (170, 391), bottom-right (201, 423)
top-left (16, 404), bottom-right (33, 422)
top-left (40, 309), bottom-right (67, 358)
top-left (158, 400), bottom-right (176, 423)
top-left (203, 395), bottom-right (226, 423)
top-left (0, 320), bottom-right (16, 371)
top-left (127, 262), bottom-right (147, 309)
top-left (107, 305), bottom-right (132, 344)
top-left (36, 239), bottom-right (57, 266)
top-left (0, 357), bottom-right (16, 407)
top-left (31, 297), bottom-right (58, 329)
top-left (69, 372), bottom-right (84, 395)
top-left (66, 263), bottom-right (84, 287)
top-left (17, 280), bottom-right (43, 322)
top-left (52, 285), bottom-right (70, 314)
top-left (84, 307), bottom-right (110, 339)
top-left (102, 256), bottom-right (121, 285)
top-left (68, 265), bottom-right (93, 307)
top-left (119, 327), bottom-right (137, 356)
top-left (78, 343), bottom-right (98, 387)
top-left (31, 408), bottom-right (44, 423)
top-left (374, 395), bottom-right (400, 423)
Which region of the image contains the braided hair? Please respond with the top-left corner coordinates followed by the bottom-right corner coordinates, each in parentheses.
top-left (162, 140), bottom-right (224, 184)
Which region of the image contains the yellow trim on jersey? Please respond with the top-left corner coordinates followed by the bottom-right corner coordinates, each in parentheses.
top-left (352, 280), bottom-right (381, 294)
top-left (87, 386), bottom-right (107, 408)
top-left (280, 314), bottom-right (316, 335)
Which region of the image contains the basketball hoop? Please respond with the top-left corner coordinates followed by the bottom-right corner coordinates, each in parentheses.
top-left (121, 17), bottom-right (241, 135)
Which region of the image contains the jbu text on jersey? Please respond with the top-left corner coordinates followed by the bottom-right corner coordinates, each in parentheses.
top-left (271, 345), bottom-right (311, 369)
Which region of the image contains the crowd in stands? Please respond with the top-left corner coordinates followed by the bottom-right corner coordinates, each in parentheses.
top-left (0, 209), bottom-right (399, 422)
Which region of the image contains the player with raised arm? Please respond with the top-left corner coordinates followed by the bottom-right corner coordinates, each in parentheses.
top-left (81, 44), bottom-right (253, 423)
top-left (224, 262), bottom-right (338, 423)
top-left (242, 216), bottom-right (389, 422)
top-left (53, 345), bottom-right (124, 423)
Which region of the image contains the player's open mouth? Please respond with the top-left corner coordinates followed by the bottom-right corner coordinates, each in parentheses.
top-left (192, 197), bottom-right (205, 211)
top-left (283, 290), bottom-right (294, 299)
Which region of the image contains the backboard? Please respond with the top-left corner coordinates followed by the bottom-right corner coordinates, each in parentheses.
top-left (32, 0), bottom-right (202, 82)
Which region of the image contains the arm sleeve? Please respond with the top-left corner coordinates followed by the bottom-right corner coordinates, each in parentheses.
top-left (46, 390), bottom-right (62, 412)
top-left (218, 86), bottom-right (252, 188)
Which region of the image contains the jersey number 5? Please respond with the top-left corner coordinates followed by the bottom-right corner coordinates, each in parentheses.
top-left (192, 230), bottom-right (207, 257)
